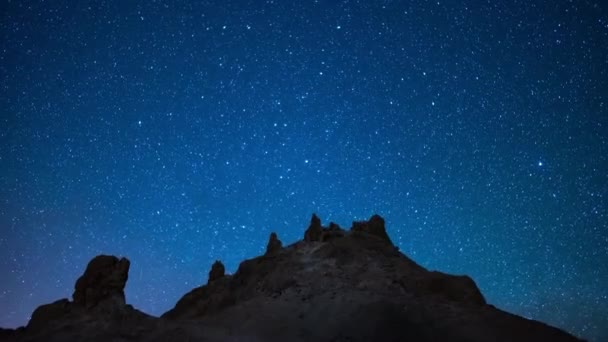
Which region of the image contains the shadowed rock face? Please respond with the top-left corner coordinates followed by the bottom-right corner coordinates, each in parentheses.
top-left (29, 254), bottom-right (131, 330)
top-left (27, 299), bottom-right (72, 331)
top-left (208, 260), bottom-right (225, 283)
top-left (304, 213), bottom-right (323, 241)
top-left (265, 232), bottom-right (283, 255)
top-left (73, 255), bottom-right (130, 308)
top-left (0, 214), bottom-right (584, 342)
top-left (21, 254), bottom-right (156, 341)
top-left (351, 214), bottom-right (393, 244)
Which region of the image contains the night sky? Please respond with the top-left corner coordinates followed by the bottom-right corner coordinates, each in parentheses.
top-left (1, 0), bottom-right (607, 340)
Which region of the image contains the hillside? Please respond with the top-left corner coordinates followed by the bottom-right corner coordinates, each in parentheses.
top-left (0, 214), bottom-right (583, 342)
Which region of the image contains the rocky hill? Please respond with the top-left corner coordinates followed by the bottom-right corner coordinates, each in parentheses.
top-left (0, 214), bottom-right (583, 341)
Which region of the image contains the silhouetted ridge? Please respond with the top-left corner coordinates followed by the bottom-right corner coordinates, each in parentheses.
top-left (0, 214), bottom-right (583, 342)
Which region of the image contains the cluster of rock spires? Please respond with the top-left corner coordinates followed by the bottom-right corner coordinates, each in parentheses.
top-left (0, 214), bottom-right (583, 342)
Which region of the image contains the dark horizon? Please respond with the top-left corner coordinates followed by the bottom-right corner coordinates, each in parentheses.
top-left (1, 1), bottom-right (606, 341)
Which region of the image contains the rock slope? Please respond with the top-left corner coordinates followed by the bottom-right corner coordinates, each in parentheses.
top-left (0, 214), bottom-right (583, 342)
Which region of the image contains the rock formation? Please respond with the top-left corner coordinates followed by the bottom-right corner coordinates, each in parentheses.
top-left (328, 222), bottom-right (341, 231)
top-left (304, 213), bottom-right (323, 241)
top-left (30, 254), bottom-right (132, 325)
top-left (72, 255), bottom-right (130, 308)
top-left (20, 254), bottom-right (155, 341)
top-left (265, 232), bottom-right (283, 255)
top-left (0, 214), bottom-right (584, 342)
top-left (208, 260), bottom-right (225, 283)
top-left (351, 214), bottom-right (393, 244)
top-left (27, 299), bottom-right (72, 331)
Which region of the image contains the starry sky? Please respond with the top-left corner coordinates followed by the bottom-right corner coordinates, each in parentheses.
top-left (1, 0), bottom-right (607, 340)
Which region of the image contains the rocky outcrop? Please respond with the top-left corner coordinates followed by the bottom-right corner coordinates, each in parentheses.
top-left (12, 254), bottom-right (158, 342)
top-left (73, 255), bottom-right (130, 309)
top-left (0, 214), bottom-right (583, 342)
top-left (423, 271), bottom-right (486, 306)
top-left (303, 214), bottom-right (347, 242)
top-left (27, 299), bottom-right (72, 331)
top-left (351, 214), bottom-right (393, 244)
top-left (265, 232), bottom-right (282, 255)
top-left (0, 328), bottom-right (19, 340)
top-left (208, 260), bottom-right (225, 283)
top-left (26, 255), bottom-right (132, 332)
top-left (322, 221), bottom-right (346, 241)
top-left (304, 213), bottom-right (323, 241)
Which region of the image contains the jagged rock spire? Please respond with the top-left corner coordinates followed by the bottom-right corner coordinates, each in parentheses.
top-left (304, 213), bottom-right (323, 241)
top-left (265, 232), bottom-right (282, 255)
top-left (208, 260), bottom-right (225, 283)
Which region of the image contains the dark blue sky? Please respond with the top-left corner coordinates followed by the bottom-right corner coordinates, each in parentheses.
top-left (1, 0), bottom-right (607, 340)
